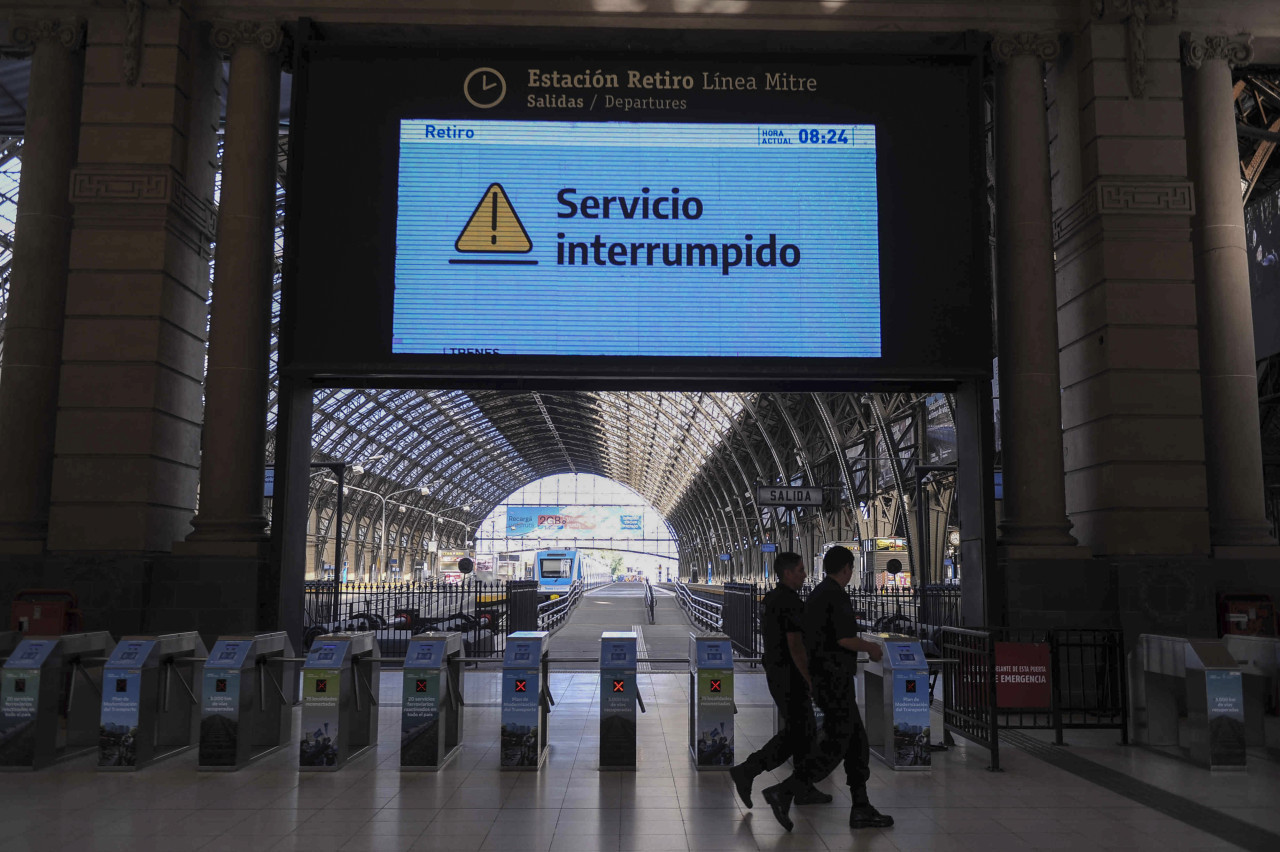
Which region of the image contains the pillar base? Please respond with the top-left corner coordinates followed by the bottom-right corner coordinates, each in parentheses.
top-left (998, 544), bottom-right (1094, 560)
top-left (177, 516), bottom-right (269, 558)
top-left (0, 532), bottom-right (45, 556)
top-left (998, 521), bottom-right (1080, 549)
top-left (1209, 521), bottom-right (1277, 549)
top-left (172, 537), bottom-right (269, 559)
top-left (1212, 545), bottom-right (1280, 560)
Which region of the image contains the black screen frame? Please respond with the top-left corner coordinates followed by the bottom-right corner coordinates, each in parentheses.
top-left (279, 26), bottom-right (991, 392)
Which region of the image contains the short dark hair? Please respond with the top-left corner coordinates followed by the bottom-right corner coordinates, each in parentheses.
top-left (822, 545), bottom-right (856, 575)
top-left (774, 552), bottom-right (803, 574)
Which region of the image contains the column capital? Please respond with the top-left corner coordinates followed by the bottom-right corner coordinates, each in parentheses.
top-left (990, 32), bottom-right (1060, 65)
top-left (1181, 33), bottom-right (1253, 70)
top-left (210, 19), bottom-right (284, 55)
top-left (10, 15), bottom-right (85, 52)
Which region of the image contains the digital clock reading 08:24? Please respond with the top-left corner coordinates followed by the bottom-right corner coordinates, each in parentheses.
top-left (797, 128), bottom-right (851, 144)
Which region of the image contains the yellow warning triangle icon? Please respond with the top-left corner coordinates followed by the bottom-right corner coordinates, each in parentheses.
top-left (455, 183), bottom-right (533, 253)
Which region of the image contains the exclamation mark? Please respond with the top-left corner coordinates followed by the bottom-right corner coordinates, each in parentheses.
top-left (490, 190), bottom-right (498, 245)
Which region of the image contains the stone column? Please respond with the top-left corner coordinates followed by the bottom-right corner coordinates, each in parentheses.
top-left (1181, 33), bottom-right (1276, 550)
top-left (180, 21), bottom-right (283, 555)
top-left (992, 32), bottom-right (1081, 550)
top-left (0, 16), bottom-right (84, 551)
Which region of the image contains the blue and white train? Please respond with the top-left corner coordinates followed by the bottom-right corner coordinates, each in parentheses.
top-left (534, 549), bottom-right (609, 599)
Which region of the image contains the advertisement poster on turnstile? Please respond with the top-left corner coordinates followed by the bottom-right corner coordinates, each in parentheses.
top-left (1206, 670), bottom-right (1246, 767)
top-left (401, 640), bottom-right (443, 765)
top-left (501, 639), bottom-right (542, 767)
top-left (99, 640), bottom-right (155, 767)
top-left (0, 640), bottom-right (54, 765)
top-left (693, 639), bottom-right (734, 767)
top-left (199, 640), bottom-right (252, 766)
top-left (891, 669), bottom-right (931, 767)
top-left (600, 635), bottom-right (637, 767)
top-left (300, 642), bottom-right (345, 767)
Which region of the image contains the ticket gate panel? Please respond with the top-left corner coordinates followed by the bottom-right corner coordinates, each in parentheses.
top-left (501, 631), bottom-right (550, 770)
top-left (401, 632), bottom-right (464, 771)
top-left (600, 632), bottom-right (639, 769)
top-left (861, 634), bottom-right (931, 771)
top-left (1, 632), bottom-right (114, 770)
top-left (199, 633), bottom-right (296, 770)
top-left (98, 632), bottom-right (206, 770)
top-left (300, 632), bottom-right (379, 771)
top-left (689, 634), bottom-right (734, 770)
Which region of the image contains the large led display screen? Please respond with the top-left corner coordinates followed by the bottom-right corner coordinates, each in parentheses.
top-left (282, 32), bottom-right (988, 384)
top-left (393, 120), bottom-right (879, 357)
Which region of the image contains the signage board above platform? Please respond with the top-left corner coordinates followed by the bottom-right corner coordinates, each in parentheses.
top-left (756, 485), bottom-right (823, 507)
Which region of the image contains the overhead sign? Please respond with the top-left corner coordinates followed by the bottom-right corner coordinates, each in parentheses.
top-left (756, 485), bottom-right (823, 507)
top-left (395, 120), bottom-right (879, 358)
top-left (503, 505), bottom-right (646, 539)
top-left (287, 43), bottom-right (989, 384)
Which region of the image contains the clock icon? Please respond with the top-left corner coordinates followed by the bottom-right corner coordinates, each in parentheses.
top-left (464, 67), bottom-right (506, 109)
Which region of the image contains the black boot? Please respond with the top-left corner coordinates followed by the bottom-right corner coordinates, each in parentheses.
top-left (848, 787), bottom-right (894, 829)
top-left (728, 759), bottom-right (760, 809)
top-left (761, 781), bottom-right (795, 832)
top-left (792, 784), bottom-right (834, 805)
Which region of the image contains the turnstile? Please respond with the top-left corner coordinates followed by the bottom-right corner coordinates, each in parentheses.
top-left (600, 631), bottom-right (645, 769)
top-left (689, 633), bottom-right (734, 769)
top-left (401, 632), bottom-right (464, 770)
top-left (299, 632), bottom-right (380, 770)
top-left (198, 632), bottom-right (297, 770)
top-left (0, 632), bottom-right (18, 663)
top-left (1135, 634), bottom-right (1246, 769)
top-left (501, 631), bottom-right (551, 770)
top-left (98, 632), bottom-right (207, 769)
top-left (861, 633), bottom-right (931, 770)
top-left (1222, 634), bottom-right (1280, 757)
top-left (0, 631), bottom-right (115, 770)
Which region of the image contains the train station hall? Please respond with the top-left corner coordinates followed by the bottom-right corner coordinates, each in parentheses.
top-left (0, 1), bottom-right (1279, 850)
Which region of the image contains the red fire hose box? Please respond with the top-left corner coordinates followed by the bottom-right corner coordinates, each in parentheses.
top-left (10, 589), bottom-right (84, 635)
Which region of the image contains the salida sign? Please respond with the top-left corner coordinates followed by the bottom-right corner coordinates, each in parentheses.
top-left (993, 642), bottom-right (1051, 709)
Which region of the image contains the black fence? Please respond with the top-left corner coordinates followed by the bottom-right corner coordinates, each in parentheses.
top-left (992, 627), bottom-right (1129, 745)
top-left (846, 587), bottom-right (963, 649)
top-left (302, 577), bottom-right (606, 659)
top-left (303, 579), bottom-right (514, 659)
top-left (940, 625), bottom-right (1001, 770)
top-left (722, 583), bottom-right (759, 656)
top-left (707, 583), bottom-right (963, 658)
top-left (508, 580), bottom-right (538, 633)
top-left (938, 625), bottom-right (1130, 771)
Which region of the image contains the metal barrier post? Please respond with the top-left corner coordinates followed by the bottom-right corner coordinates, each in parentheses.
top-left (501, 631), bottom-right (551, 770)
top-left (400, 632), bottom-right (464, 771)
top-left (98, 632), bottom-right (207, 770)
top-left (862, 633), bottom-right (932, 770)
top-left (0, 632), bottom-right (115, 770)
top-left (600, 632), bottom-right (641, 769)
top-left (198, 632), bottom-right (296, 770)
top-left (689, 633), bottom-right (734, 769)
top-left (299, 631), bottom-right (380, 770)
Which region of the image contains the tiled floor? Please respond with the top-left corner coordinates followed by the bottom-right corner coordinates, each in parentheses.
top-left (0, 668), bottom-right (1276, 852)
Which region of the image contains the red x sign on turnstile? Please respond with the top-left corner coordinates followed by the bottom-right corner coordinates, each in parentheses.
top-left (515, 680), bottom-right (527, 692)
top-left (416, 681), bottom-right (428, 692)
top-left (710, 680), bottom-right (722, 692)
top-left (613, 680), bottom-right (625, 692)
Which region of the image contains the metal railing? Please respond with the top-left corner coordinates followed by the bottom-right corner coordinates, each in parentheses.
top-left (643, 579), bottom-right (656, 625)
top-left (303, 578), bottom-right (512, 658)
top-left (722, 583), bottom-right (760, 656)
top-left (673, 581), bottom-right (722, 631)
top-left (537, 580), bottom-right (583, 632)
top-left (940, 625), bottom-right (1000, 770)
